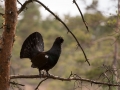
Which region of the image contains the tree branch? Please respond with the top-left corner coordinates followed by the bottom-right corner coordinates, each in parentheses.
top-left (17, 0), bottom-right (90, 65)
top-left (93, 36), bottom-right (116, 43)
top-left (17, 0), bottom-right (32, 14)
top-left (73, 0), bottom-right (89, 32)
top-left (10, 74), bottom-right (120, 87)
top-left (17, 0), bottom-right (22, 7)
top-left (10, 81), bottom-right (25, 86)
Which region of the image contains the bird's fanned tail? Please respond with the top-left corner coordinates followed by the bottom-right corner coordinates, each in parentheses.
top-left (20, 32), bottom-right (44, 59)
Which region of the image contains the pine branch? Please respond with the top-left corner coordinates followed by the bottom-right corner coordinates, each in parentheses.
top-left (17, 0), bottom-right (33, 14)
top-left (17, 0), bottom-right (22, 7)
top-left (10, 74), bottom-right (120, 87)
top-left (10, 81), bottom-right (25, 86)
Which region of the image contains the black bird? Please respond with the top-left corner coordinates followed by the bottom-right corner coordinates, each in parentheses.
top-left (20, 32), bottom-right (64, 75)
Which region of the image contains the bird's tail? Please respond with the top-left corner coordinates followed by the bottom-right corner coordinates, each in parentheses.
top-left (20, 32), bottom-right (44, 59)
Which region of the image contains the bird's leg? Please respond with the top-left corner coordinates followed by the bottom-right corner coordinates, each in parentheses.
top-left (42, 70), bottom-right (45, 75)
top-left (46, 70), bottom-right (50, 76)
top-left (39, 69), bottom-right (42, 78)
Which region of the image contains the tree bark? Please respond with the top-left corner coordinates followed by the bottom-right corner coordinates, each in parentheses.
top-left (0, 0), bottom-right (17, 90)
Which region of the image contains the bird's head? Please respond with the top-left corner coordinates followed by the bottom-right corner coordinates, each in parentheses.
top-left (49, 37), bottom-right (64, 53)
top-left (55, 37), bottom-right (64, 45)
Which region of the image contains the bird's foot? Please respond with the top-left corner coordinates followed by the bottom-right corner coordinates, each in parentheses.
top-left (39, 70), bottom-right (43, 78)
top-left (39, 72), bottom-right (42, 78)
top-left (39, 70), bottom-right (46, 78)
top-left (46, 71), bottom-right (51, 76)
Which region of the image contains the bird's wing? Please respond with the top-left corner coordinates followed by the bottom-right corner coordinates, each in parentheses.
top-left (20, 32), bottom-right (44, 59)
top-left (31, 52), bottom-right (49, 69)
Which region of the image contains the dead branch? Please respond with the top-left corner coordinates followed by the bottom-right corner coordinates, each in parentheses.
top-left (10, 74), bottom-right (120, 87)
top-left (93, 36), bottom-right (115, 43)
top-left (17, 0), bottom-right (32, 14)
top-left (17, 0), bottom-right (22, 7)
top-left (10, 81), bottom-right (25, 86)
top-left (73, 0), bottom-right (89, 32)
top-left (97, 64), bottom-right (119, 85)
top-left (89, 53), bottom-right (113, 61)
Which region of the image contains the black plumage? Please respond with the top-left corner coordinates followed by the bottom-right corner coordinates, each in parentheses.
top-left (20, 32), bottom-right (64, 75)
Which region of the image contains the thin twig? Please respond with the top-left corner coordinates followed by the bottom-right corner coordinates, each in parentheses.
top-left (17, 0), bottom-right (22, 7)
top-left (35, 77), bottom-right (48, 90)
top-left (104, 72), bottom-right (111, 83)
top-left (10, 74), bottom-right (120, 87)
top-left (10, 81), bottom-right (25, 86)
top-left (73, 0), bottom-right (89, 32)
top-left (17, 0), bottom-right (32, 14)
top-left (17, 0), bottom-right (90, 65)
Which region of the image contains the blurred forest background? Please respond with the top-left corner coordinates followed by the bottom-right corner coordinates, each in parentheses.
top-left (0, 0), bottom-right (119, 90)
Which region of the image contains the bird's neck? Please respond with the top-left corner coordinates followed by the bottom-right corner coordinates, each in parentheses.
top-left (47, 43), bottom-right (61, 56)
